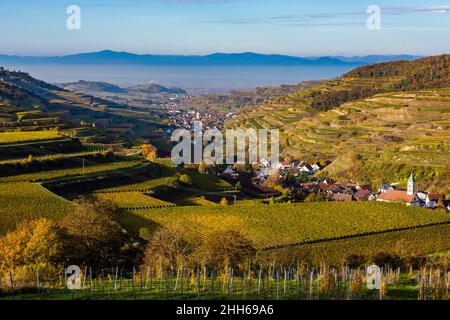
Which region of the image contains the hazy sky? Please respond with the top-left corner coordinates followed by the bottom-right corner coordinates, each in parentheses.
top-left (1, 0), bottom-right (449, 56)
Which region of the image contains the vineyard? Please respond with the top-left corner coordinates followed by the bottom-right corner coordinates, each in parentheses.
top-left (0, 160), bottom-right (144, 182)
top-left (124, 202), bottom-right (450, 249)
top-left (0, 150), bottom-right (103, 165)
top-left (0, 130), bottom-right (62, 144)
top-left (94, 176), bottom-right (178, 193)
top-left (93, 192), bottom-right (174, 209)
top-left (1, 263), bottom-right (449, 300)
top-left (262, 224), bottom-right (450, 266)
top-left (188, 172), bottom-right (233, 191)
top-left (0, 182), bottom-right (74, 234)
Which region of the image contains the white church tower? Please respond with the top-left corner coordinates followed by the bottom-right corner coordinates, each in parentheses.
top-left (407, 173), bottom-right (416, 196)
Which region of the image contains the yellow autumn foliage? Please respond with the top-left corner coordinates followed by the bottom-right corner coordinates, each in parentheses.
top-left (0, 218), bottom-right (64, 271)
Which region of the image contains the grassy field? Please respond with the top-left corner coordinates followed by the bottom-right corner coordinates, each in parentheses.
top-left (0, 182), bottom-right (74, 234)
top-left (0, 130), bottom-right (62, 144)
top-left (123, 202), bottom-right (450, 249)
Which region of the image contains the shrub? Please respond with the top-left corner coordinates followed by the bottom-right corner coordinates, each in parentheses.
top-left (343, 254), bottom-right (366, 268)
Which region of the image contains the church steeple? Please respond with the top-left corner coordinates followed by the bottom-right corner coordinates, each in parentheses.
top-left (407, 173), bottom-right (416, 196)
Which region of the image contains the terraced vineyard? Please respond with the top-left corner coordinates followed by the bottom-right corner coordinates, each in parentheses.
top-left (0, 182), bottom-right (74, 234)
top-left (124, 202), bottom-right (450, 249)
top-left (188, 171), bottom-right (233, 191)
top-left (0, 160), bottom-right (144, 182)
top-left (94, 176), bottom-right (177, 193)
top-left (93, 191), bottom-right (174, 209)
top-left (227, 67), bottom-right (450, 192)
top-left (0, 130), bottom-right (62, 144)
top-left (0, 150), bottom-right (103, 165)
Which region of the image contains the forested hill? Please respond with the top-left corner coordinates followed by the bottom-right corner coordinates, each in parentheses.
top-left (309, 55), bottom-right (450, 113)
top-left (345, 54), bottom-right (450, 90)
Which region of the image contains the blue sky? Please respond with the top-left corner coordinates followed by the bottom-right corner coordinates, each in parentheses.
top-left (0, 0), bottom-right (449, 56)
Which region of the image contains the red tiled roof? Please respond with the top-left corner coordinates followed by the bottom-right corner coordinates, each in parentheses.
top-left (358, 184), bottom-right (372, 191)
top-left (377, 190), bottom-right (416, 203)
top-left (354, 189), bottom-right (371, 199)
top-left (331, 193), bottom-right (353, 202)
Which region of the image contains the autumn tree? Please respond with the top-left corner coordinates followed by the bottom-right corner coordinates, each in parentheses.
top-left (0, 219), bottom-right (64, 271)
top-left (141, 144), bottom-right (158, 161)
top-left (199, 230), bottom-right (256, 271)
top-left (220, 197), bottom-right (229, 206)
top-left (198, 161), bottom-right (207, 174)
top-left (59, 198), bottom-right (145, 268)
top-left (143, 224), bottom-right (196, 269)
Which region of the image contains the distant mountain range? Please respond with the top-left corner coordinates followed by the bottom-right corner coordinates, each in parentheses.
top-left (0, 50), bottom-right (422, 66)
top-left (57, 80), bottom-right (187, 95)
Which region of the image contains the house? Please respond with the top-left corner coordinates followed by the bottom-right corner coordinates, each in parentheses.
top-left (311, 162), bottom-right (322, 172)
top-left (376, 190), bottom-right (420, 206)
top-left (331, 193), bottom-right (353, 202)
top-left (299, 182), bottom-right (320, 194)
top-left (416, 191), bottom-right (428, 205)
top-left (259, 158), bottom-right (271, 168)
top-left (379, 184), bottom-right (395, 193)
top-left (354, 189), bottom-right (375, 201)
top-left (222, 166), bottom-right (239, 179)
top-left (322, 178), bottom-right (336, 185)
top-left (293, 160), bottom-right (305, 168)
top-left (299, 164), bottom-right (314, 175)
top-left (357, 184), bottom-right (372, 191)
top-left (256, 167), bottom-right (275, 179)
top-left (425, 194), bottom-right (444, 208)
top-left (279, 161), bottom-right (293, 170)
top-left (319, 183), bottom-right (343, 194)
top-left (272, 162), bottom-right (285, 171)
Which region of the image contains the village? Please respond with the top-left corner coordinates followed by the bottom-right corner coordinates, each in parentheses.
top-left (167, 109), bottom-right (234, 131)
top-left (217, 159), bottom-right (450, 212)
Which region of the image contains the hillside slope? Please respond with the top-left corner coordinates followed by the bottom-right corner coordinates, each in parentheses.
top-left (227, 55), bottom-right (450, 192)
top-left (0, 67), bottom-right (170, 146)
